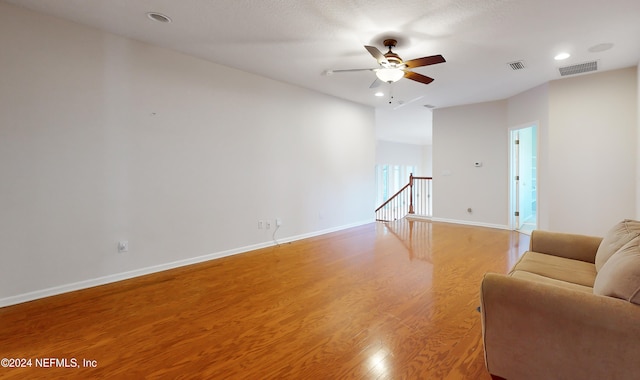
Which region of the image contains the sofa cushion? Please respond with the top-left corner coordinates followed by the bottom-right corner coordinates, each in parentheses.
top-left (595, 219), bottom-right (640, 271)
top-left (510, 251), bottom-right (597, 287)
top-left (594, 236), bottom-right (640, 304)
top-left (510, 270), bottom-right (593, 293)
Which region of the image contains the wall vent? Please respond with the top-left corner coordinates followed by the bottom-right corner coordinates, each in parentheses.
top-left (507, 60), bottom-right (526, 70)
top-left (559, 61), bottom-right (598, 76)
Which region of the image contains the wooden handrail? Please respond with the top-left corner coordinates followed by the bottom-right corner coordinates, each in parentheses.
top-left (375, 182), bottom-right (410, 213)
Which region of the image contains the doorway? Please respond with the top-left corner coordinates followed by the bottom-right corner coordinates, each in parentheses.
top-left (509, 124), bottom-right (538, 234)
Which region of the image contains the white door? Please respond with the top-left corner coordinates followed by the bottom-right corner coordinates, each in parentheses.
top-left (509, 125), bottom-right (538, 233)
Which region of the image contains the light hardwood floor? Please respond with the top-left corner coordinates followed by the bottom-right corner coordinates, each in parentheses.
top-left (0, 220), bottom-right (529, 379)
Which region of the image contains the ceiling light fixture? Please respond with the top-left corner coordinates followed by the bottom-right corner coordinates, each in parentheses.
top-left (588, 43), bottom-right (614, 53)
top-left (554, 52), bottom-right (570, 60)
top-left (376, 68), bottom-right (405, 83)
top-left (374, 92), bottom-right (384, 97)
top-left (147, 12), bottom-right (172, 23)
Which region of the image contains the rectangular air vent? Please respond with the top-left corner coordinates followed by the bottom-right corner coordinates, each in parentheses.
top-left (559, 61), bottom-right (598, 76)
top-left (508, 60), bottom-right (526, 70)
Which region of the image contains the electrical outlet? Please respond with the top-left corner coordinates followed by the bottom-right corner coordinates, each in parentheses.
top-left (258, 220), bottom-right (264, 229)
top-left (276, 218), bottom-right (282, 227)
top-left (266, 221), bottom-right (271, 229)
top-left (118, 241), bottom-right (129, 253)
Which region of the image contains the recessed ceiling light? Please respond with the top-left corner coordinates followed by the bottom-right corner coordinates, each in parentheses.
top-left (554, 52), bottom-right (571, 61)
top-left (147, 12), bottom-right (172, 23)
top-left (374, 92), bottom-right (384, 97)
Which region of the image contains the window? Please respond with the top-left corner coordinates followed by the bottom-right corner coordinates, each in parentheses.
top-left (375, 164), bottom-right (416, 206)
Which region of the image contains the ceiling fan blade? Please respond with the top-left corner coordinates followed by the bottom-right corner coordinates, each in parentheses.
top-left (369, 78), bottom-right (383, 88)
top-left (328, 68), bottom-right (376, 73)
top-left (364, 45), bottom-right (389, 65)
top-left (404, 54), bottom-right (446, 68)
top-left (404, 70), bottom-right (435, 85)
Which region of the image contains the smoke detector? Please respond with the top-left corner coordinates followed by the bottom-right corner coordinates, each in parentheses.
top-left (147, 12), bottom-right (172, 23)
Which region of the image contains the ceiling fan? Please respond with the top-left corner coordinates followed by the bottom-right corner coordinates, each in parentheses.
top-left (327, 39), bottom-right (446, 88)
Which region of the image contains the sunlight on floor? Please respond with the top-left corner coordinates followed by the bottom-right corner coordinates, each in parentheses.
top-left (519, 216), bottom-right (537, 235)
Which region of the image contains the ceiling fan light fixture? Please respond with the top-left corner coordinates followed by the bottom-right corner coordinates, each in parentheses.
top-left (376, 68), bottom-right (404, 83)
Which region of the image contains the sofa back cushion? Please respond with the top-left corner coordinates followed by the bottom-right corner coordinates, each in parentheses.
top-left (595, 219), bottom-right (640, 271)
top-left (593, 236), bottom-right (640, 304)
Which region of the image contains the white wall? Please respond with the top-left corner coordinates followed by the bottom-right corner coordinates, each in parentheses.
top-left (422, 145), bottom-right (433, 177)
top-left (432, 68), bottom-right (637, 235)
top-left (375, 140), bottom-right (431, 176)
top-left (547, 67), bottom-right (637, 235)
top-left (508, 83), bottom-right (549, 229)
top-left (375, 107), bottom-right (433, 145)
top-left (432, 100), bottom-right (509, 228)
top-left (0, 4), bottom-right (376, 305)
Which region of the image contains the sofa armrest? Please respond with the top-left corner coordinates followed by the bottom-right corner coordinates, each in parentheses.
top-left (480, 273), bottom-right (640, 380)
top-left (529, 230), bottom-right (602, 263)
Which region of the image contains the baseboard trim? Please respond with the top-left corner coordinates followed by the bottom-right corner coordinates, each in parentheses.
top-left (405, 214), bottom-right (432, 221)
top-left (430, 217), bottom-right (510, 231)
top-left (0, 219), bottom-right (374, 308)
top-left (398, 215), bottom-right (509, 231)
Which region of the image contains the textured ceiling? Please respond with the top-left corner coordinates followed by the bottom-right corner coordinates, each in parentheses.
top-left (4, 0), bottom-right (640, 144)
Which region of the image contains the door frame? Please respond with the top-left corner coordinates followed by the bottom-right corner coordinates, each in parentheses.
top-left (508, 122), bottom-right (539, 231)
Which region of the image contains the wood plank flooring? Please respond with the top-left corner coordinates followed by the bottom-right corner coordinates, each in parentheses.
top-left (0, 220), bottom-right (529, 379)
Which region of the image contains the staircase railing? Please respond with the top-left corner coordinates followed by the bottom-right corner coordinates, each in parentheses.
top-left (411, 175), bottom-right (433, 217)
top-left (375, 174), bottom-right (432, 222)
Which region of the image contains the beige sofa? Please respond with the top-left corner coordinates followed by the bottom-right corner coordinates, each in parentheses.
top-left (480, 220), bottom-right (640, 380)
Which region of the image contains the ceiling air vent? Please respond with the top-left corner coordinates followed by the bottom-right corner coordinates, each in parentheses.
top-left (559, 61), bottom-right (598, 76)
top-left (508, 60), bottom-right (526, 71)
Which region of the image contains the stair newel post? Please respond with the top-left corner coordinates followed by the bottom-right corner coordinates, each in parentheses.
top-left (408, 173), bottom-right (415, 214)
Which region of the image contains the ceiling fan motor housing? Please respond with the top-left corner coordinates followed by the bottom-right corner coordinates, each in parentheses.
top-left (383, 39), bottom-right (403, 67)
top-left (383, 39), bottom-right (398, 48)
